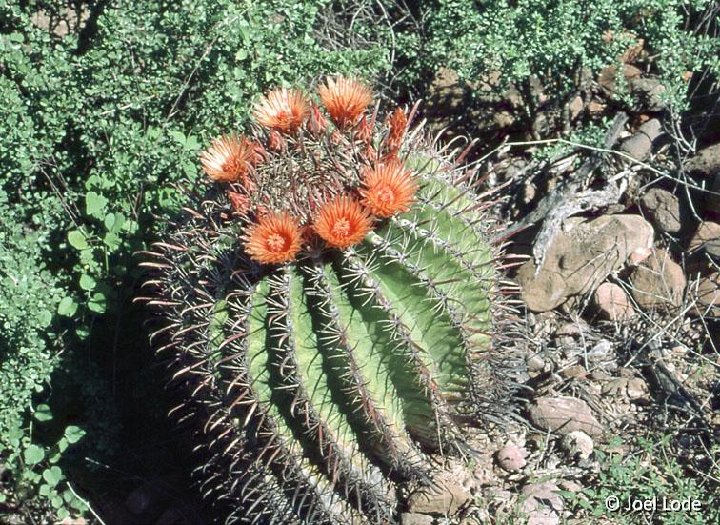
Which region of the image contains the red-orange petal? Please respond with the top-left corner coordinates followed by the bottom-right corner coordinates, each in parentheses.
top-left (385, 108), bottom-right (407, 152)
top-left (318, 76), bottom-right (373, 129)
top-left (253, 88), bottom-right (309, 134)
top-left (360, 160), bottom-right (417, 218)
top-left (244, 212), bottom-right (302, 264)
top-left (228, 191), bottom-right (251, 214)
top-left (200, 134), bottom-right (260, 184)
top-left (313, 195), bottom-right (373, 249)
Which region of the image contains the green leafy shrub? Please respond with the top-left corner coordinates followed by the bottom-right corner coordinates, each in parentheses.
top-left (395, 0), bottom-right (720, 111)
top-left (0, 199), bottom-right (90, 520)
top-left (1, 0), bottom-right (392, 519)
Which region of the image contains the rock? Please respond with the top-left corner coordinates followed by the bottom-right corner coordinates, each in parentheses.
top-left (400, 514), bottom-right (434, 525)
top-left (587, 339), bottom-right (614, 364)
top-left (496, 445), bottom-right (529, 472)
top-left (597, 64), bottom-right (642, 93)
top-left (626, 377), bottom-right (650, 400)
top-left (689, 222), bottom-right (720, 258)
top-left (639, 188), bottom-right (682, 233)
top-left (561, 364), bottom-right (588, 379)
top-left (561, 431), bottom-right (594, 461)
top-left (628, 246), bottom-right (652, 266)
top-left (406, 465), bottom-right (472, 516)
top-left (587, 99), bottom-right (607, 115)
top-left (694, 272), bottom-right (720, 316)
top-left (619, 118), bottom-right (663, 160)
top-left (569, 95), bottom-right (584, 120)
top-left (709, 174), bottom-right (720, 218)
top-left (685, 143), bottom-right (720, 216)
top-left (593, 282), bottom-right (634, 320)
top-left (527, 354), bottom-right (547, 374)
top-left (516, 215), bottom-right (654, 312)
top-left (521, 482), bottom-right (564, 525)
top-left (686, 142), bottom-right (720, 175)
top-left (558, 480), bottom-right (584, 493)
top-left (528, 396), bottom-right (604, 437)
top-left (629, 77), bottom-right (667, 111)
top-left (628, 249), bottom-right (686, 310)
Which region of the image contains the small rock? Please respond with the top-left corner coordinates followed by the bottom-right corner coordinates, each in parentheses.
top-left (640, 188), bottom-right (682, 233)
top-left (602, 377), bottom-right (629, 396)
top-left (406, 465), bottom-right (472, 516)
top-left (516, 215), bottom-right (654, 312)
top-left (629, 77), bottom-right (667, 111)
top-left (710, 174), bottom-right (720, 218)
top-left (493, 110), bottom-right (516, 129)
top-left (587, 99), bottom-right (607, 115)
top-left (527, 354), bottom-right (547, 373)
top-left (627, 377), bottom-right (649, 400)
top-left (694, 272), bottom-right (720, 316)
top-left (628, 249), bottom-right (686, 310)
top-left (496, 445), bottom-right (529, 472)
top-left (629, 246), bottom-right (652, 266)
top-left (521, 482), bottom-right (563, 525)
top-left (620, 119), bottom-right (663, 161)
top-left (685, 143), bottom-right (720, 217)
top-left (555, 320), bottom-right (587, 336)
top-left (561, 431), bottom-right (594, 461)
top-left (558, 479), bottom-right (584, 493)
top-left (593, 282), bottom-right (634, 320)
top-left (528, 396), bottom-right (604, 437)
top-left (688, 222), bottom-right (720, 257)
top-left (597, 64), bottom-right (642, 93)
top-left (569, 95), bottom-right (584, 120)
top-left (400, 513), bottom-right (434, 525)
top-left (561, 364), bottom-right (588, 379)
top-left (587, 339), bottom-right (614, 363)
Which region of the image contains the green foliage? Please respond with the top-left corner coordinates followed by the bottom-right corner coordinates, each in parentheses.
top-left (0, 200), bottom-right (89, 520)
top-left (1, 0), bottom-right (391, 520)
top-left (397, 0), bottom-right (720, 110)
top-left (567, 434), bottom-right (720, 524)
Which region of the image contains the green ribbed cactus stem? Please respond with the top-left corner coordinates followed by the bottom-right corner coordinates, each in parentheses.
top-left (141, 78), bottom-right (523, 524)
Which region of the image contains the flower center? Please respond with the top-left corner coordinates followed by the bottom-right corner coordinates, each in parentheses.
top-left (223, 157), bottom-right (242, 175)
top-left (266, 233), bottom-right (287, 252)
top-left (331, 218), bottom-right (351, 238)
top-left (376, 187), bottom-right (395, 205)
top-left (275, 110), bottom-right (290, 127)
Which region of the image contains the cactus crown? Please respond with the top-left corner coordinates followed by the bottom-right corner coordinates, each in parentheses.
top-left (201, 77), bottom-right (417, 264)
top-left (143, 76), bottom-right (522, 524)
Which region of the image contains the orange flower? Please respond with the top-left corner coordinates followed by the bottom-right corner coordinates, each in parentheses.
top-left (385, 108), bottom-right (407, 152)
top-left (360, 160), bottom-right (417, 218)
top-left (253, 88), bottom-right (308, 133)
top-left (244, 212), bottom-right (302, 264)
top-left (313, 196), bottom-right (372, 249)
top-left (318, 76), bottom-right (372, 129)
top-left (200, 134), bottom-right (259, 184)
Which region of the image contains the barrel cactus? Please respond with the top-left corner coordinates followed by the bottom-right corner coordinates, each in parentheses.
top-left (142, 77), bottom-right (521, 523)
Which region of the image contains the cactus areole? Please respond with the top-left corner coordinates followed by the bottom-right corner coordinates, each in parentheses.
top-left (142, 77), bottom-right (520, 524)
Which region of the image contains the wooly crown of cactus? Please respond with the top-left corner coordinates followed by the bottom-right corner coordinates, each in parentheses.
top-left (142, 76), bottom-right (520, 524)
